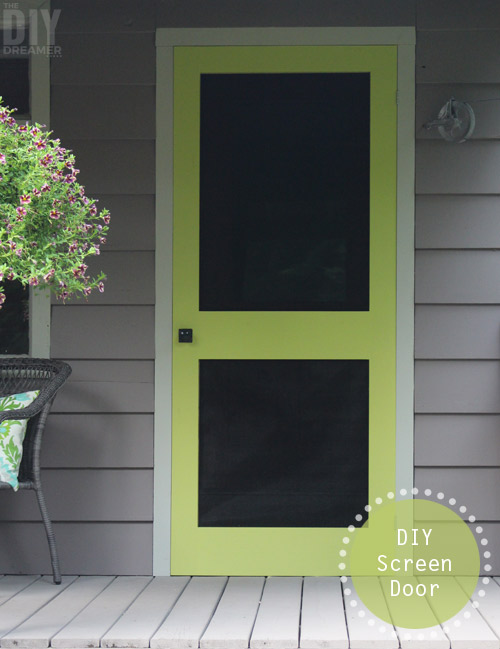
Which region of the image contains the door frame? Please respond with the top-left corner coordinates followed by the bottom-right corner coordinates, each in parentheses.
top-left (154, 26), bottom-right (416, 576)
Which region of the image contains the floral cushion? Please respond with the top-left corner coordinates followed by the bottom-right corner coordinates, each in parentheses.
top-left (0, 391), bottom-right (40, 490)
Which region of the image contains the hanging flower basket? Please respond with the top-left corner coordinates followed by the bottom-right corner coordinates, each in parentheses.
top-left (0, 98), bottom-right (110, 308)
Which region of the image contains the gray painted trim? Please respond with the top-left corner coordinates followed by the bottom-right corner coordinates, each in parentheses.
top-left (154, 46), bottom-right (174, 576)
top-left (154, 26), bottom-right (416, 575)
top-left (156, 26), bottom-right (416, 46)
top-left (396, 43), bottom-right (416, 498)
top-left (29, 0), bottom-right (51, 358)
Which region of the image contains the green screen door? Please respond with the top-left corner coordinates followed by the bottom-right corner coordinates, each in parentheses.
top-left (171, 45), bottom-right (397, 575)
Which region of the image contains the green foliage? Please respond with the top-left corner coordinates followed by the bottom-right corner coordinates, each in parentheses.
top-left (0, 98), bottom-right (110, 307)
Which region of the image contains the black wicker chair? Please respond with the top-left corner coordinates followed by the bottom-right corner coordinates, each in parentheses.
top-left (0, 358), bottom-right (72, 584)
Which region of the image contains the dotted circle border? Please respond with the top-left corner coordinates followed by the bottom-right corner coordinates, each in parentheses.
top-left (338, 487), bottom-right (491, 640)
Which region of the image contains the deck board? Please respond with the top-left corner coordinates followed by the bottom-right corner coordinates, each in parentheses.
top-left (150, 576), bottom-right (227, 649)
top-left (1, 576), bottom-right (114, 649)
top-left (343, 577), bottom-right (399, 649)
top-left (250, 576), bottom-right (302, 649)
top-left (0, 577), bottom-right (76, 641)
top-left (102, 576), bottom-right (189, 648)
top-left (200, 576), bottom-right (264, 649)
top-left (51, 576), bottom-right (152, 648)
top-left (300, 577), bottom-right (349, 649)
top-left (430, 578), bottom-right (499, 649)
top-left (381, 577), bottom-right (449, 649)
top-left (0, 575), bottom-right (500, 649)
top-left (0, 576), bottom-right (40, 608)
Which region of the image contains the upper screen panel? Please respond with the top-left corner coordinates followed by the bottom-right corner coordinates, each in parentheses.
top-left (199, 72), bottom-right (370, 312)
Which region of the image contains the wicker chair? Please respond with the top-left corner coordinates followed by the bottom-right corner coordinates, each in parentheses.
top-left (0, 358), bottom-right (72, 584)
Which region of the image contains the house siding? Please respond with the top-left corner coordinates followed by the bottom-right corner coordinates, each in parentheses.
top-left (414, 0), bottom-right (500, 568)
top-left (1, 0), bottom-right (500, 574)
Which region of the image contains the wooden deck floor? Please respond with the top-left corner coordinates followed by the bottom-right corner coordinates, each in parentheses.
top-left (0, 575), bottom-right (500, 649)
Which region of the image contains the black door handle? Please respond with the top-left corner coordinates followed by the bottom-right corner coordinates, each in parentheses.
top-left (179, 329), bottom-right (193, 343)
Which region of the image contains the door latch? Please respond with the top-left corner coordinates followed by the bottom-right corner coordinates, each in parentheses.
top-left (178, 328), bottom-right (193, 343)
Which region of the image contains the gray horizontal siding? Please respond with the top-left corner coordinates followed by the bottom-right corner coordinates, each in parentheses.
top-left (43, 414), bottom-right (154, 468)
top-left (0, 523), bottom-right (152, 575)
top-left (416, 195), bottom-right (500, 249)
top-left (415, 251), bottom-right (500, 303)
top-left (63, 141), bottom-right (155, 195)
top-left (94, 195), bottom-right (155, 251)
top-left (156, 0), bottom-right (416, 28)
top-left (51, 307), bottom-right (154, 359)
top-left (52, 33), bottom-right (156, 85)
top-left (52, 86), bottom-right (155, 140)
top-left (416, 141), bottom-right (500, 194)
top-left (415, 305), bottom-right (500, 359)
top-left (415, 360), bottom-right (500, 413)
top-left (415, 415), bottom-right (500, 466)
top-left (55, 0), bottom-right (155, 33)
top-left (416, 468), bottom-right (500, 521)
top-left (417, 30), bottom-right (500, 83)
top-left (0, 470), bottom-right (152, 522)
top-left (51, 361), bottom-right (154, 414)
top-left (51, 252), bottom-right (155, 306)
top-left (414, 2), bottom-right (500, 548)
top-left (416, 84), bottom-right (500, 140)
top-left (58, 360), bottom-right (154, 383)
top-left (417, 0), bottom-right (500, 30)
top-left (54, 380), bottom-right (153, 414)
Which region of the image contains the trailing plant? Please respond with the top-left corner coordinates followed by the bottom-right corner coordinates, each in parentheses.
top-left (0, 98), bottom-right (110, 308)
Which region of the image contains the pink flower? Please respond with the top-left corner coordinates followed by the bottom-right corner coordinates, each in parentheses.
top-left (0, 292), bottom-right (6, 306)
top-left (69, 241), bottom-right (78, 253)
top-left (29, 277), bottom-right (39, 286)
top-left (50, 209), bottom-right (61, 220)
top-left (43, 269), bottom-right (55, 282)
top-left (40, 183), bottom-right (51, 192)
top-left (83, 287), bottom-right (92, 296)
top-left (40, 154), bottom-right (53, 167)
top-left (20, 194), bottom-right (31, 204)
top-left (33, 188), bottom-right (41, 196)
top-left (103, 214), bottom-right (111, 225)
top-left (98, 281), bottom-right (105, 293)
top-left (89, 205), bottom-right (97, 216)
top-left (0, 153), bottom-right (5, 164)
top-left (72, 263), bottom-right (87, 278)
top-left (35, 139), bottom-right (46, 150)
top-left (6, 272), bottom-right (14, 281)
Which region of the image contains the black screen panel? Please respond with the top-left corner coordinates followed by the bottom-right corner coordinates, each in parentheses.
top-left (199, 73), bottom-right (370, 312)
top-left (199, 359), bottom-right (369, 527)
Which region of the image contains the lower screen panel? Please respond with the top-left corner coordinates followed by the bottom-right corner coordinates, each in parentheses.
top-left (198, 359), bottom-right (368, 528)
